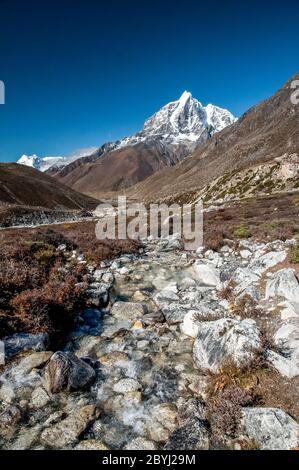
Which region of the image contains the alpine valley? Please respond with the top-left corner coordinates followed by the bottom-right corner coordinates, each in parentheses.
top-left (1, 73), bottom-right (299, 452)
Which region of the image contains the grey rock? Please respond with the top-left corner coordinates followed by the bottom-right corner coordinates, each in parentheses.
top-left (124, 437), bottom-right (158, 450)
top-left (249, 250), bottom-right (287, 276)
top-left (87, 283), bottom-right (110, 307)
top-left (75, 440), bottom-right (110, 450)
top-left (193, 318), bottom-right (261, 373)
top-left (232, 267), bottom-right (260, 294)
top-left (44, 351), bottom-right (96, 394)
top-left (113, 378), bottom-right (141, 394)
top-left (111, 301), bottom-right (146, 322)
top-left (0, 405), bottom-right (21, 438)
top-left (162, 305), bottom-right (187, 325)
top-left (164, 419), bottom-right (209, 450)
top-left (266, 268), bottom-right (299, 303)
top-left (193, 262), bottom-right (221, 286)
top-left (40, 405), bottom-right (99, 449)
top-left (242, 407), bottom-right (299, 450)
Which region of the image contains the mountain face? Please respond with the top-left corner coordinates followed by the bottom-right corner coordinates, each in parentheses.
top-left (127, 73), bottom-right (299, 203)
top-left (50, 92), bottom-right (236, 196)
top-left (118, 91), bottom-right (236, 149)
top-left (17, 148), bottom-right (98, 172)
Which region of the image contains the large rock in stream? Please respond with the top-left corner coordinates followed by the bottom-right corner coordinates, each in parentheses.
top-left (44, 351), bottom-right (96, 394)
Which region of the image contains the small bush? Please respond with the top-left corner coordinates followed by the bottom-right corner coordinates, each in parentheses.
top-left (207, 386), bottom-right (253, 440)
top-left (238, 438), bottom-right (261, 450)
top-left (31, 229), bottom-right (76, 250)
top-left (233, 225), bottom-right (252, 239)
top-left (0, 258), bottom-right (45, 309)
top-left (231, 294), bottom-right (262, 320)
top-left (289, 246), bottom-right (299, 264)
top-left (206, 361), bottom-right (259, 397)
top-left (11, 274), bottom-right (86, 345)
top-left (218, 281), bottom-right (236, 301)
top-left (0, 222), bottom-right (140, 342)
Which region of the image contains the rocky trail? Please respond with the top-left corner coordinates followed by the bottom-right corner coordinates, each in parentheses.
top-left (1, 235), bottom-right (299, 450)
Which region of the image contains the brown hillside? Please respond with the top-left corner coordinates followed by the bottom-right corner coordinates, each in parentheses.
top-left (0, 163), bottom-right (98, 210)
top-left (54, 140), bottom-right (184, 196)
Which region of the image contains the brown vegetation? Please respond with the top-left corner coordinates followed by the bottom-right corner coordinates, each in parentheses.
top-left (0, 222), bottom-right (140, 345)
top-left (204, 192), bottom-right (299, 249)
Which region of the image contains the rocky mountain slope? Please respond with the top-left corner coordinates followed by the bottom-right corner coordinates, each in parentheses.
top-left (127, 73), bottom-right (299, 203)
top-left (196, 153), bottom-right (299, 205)
top-left (50, 92), bottom-right (236, 196)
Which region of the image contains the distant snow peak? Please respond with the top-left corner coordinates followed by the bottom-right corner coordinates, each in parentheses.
top-left (17, 147), bottom-right (97, 172)
top-left (18, 154), bottom-right (41, 169)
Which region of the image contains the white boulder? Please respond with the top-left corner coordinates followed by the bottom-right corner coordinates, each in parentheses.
top-left (250, 250), bottom-right (287, 276)
top-left (193, 262), bottom-right (221, 287)
top-left (193, 318), bottom-right (261, 373)
top-left (265, 268), bottom-right (299, 303)
top-left (242, 407), bottom-right (299, 450)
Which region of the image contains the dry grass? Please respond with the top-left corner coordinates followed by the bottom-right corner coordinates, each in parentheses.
top-left (0, 222), bottom-right (140, 345)
top-left (231, 294), bottom-right (263, 321)
top-left (204, 192), bottom-right (299, 247)
top-left (218, 281), bottom-right (236, 301)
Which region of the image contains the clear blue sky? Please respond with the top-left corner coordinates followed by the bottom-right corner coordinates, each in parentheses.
top-left (0, 0), bottom-right (298, 162)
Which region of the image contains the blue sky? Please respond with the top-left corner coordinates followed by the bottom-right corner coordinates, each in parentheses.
top-left (0, 0), bottom-right (298, 162)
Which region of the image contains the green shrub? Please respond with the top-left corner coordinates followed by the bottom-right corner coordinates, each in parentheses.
top-left (233, 225), bottom-right (252, 239)
top-left (289, 246), bottom-right (299, 264)
top-left (27, 240), bottom-right (58, 267)
top-left (33, 245), bottom-right (57, 267)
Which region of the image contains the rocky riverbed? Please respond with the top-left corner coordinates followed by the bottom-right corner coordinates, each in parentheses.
top-left (1, 235), bottom-right (299, 450)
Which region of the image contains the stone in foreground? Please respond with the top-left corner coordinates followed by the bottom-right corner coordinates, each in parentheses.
top-left (193, 318), bottom-right (261, 373)
top-left (164, 419), bottom-right (210, 450)
top-left (44, 351), bottom-right (96, 394)
top-left (242, 407), bottom-right (299, 450)
top-left (40, 405), bottom-right (99, 448)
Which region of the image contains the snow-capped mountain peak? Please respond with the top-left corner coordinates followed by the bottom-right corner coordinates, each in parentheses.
top-left (178, 90), bottom-right (192, 104)
top-left (17, 148), bottom-right (97, 172)
top-left (18, 154), bottom-right (42, 169)
top-left (119, 91), bottom-right (236, 149)
top-left (205, 103), bottom-right (237, 133)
